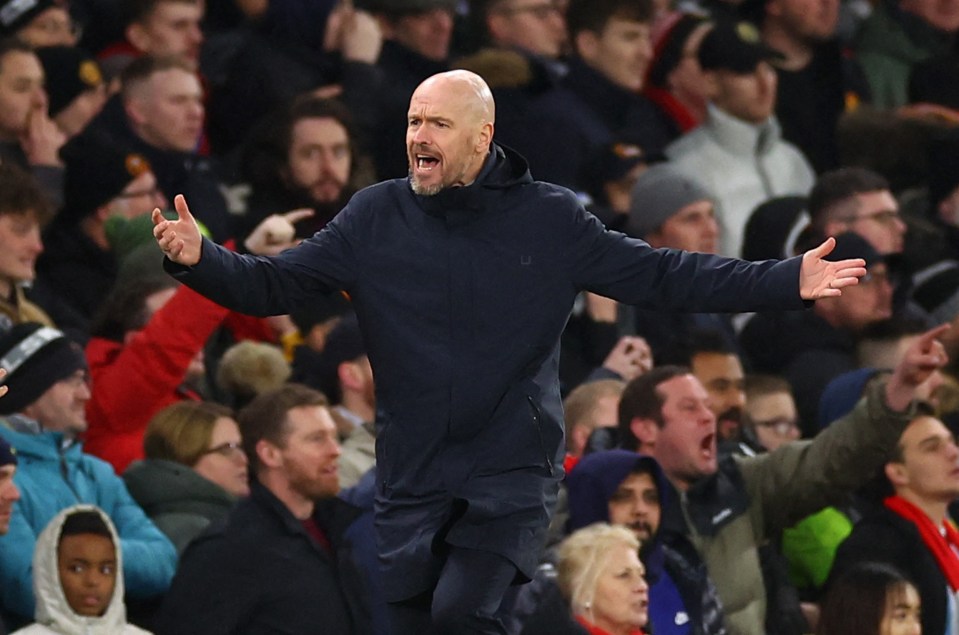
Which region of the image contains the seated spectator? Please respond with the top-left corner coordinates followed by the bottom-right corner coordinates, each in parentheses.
top-left (97, 0), bottom-right (204, 80)
top-left (643, 12), bottom-right (713, 138)
top-left (153, 384), bottom-right (372, 635)
top-left (0, 38), bottom-right (66, 209)
top-left (123, 401), bottom-right (248, 554)
top-left (565, 451), bottom-right (727, 635)
top-left (214, 340), bottom-right (290, 410)
top-left (0, 435), bottom-right (18, 634)
top-left (740, 233), bottom-right (894, 431)
top-left (34, 46), bottom-right (107, 140)
top-left (0, 164), bottom-right (54, 332)
top-left (363, 0), bottom-right (455, 179)
top-left (830, 405), bottom-right (959, 635)
top-left (33, 133), bottom-right (165, 335)
top-left (562, 379), bottom-right (625, 472)
top-left (11, 505), bottom-right (151, 635)
top-left (0, 323), bottom-right (176, 626)
top-left (106, 55), bottom-right (230, 241)
top-left (0, 0), bottom-right (78, 48)
top-left (816, 562), bottom-right (921, 635)
top-left (237, 97), bottom-right (374, 241)
top-left (624, 164), bottom-right (740, 364)
top-left (555, 523), bottom-right (650, 635)
top-left (854, 0), bottom-right (959, 108)
top-left (665, 19), bottom-right (814, 257)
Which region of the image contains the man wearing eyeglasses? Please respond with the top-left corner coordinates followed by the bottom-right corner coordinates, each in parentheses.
top-left (806, 167), bottom-right (906, 257)
top-left (0, 322), bottom-right (177, 628)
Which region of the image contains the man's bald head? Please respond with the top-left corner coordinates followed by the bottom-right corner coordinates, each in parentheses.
top-left (406, 70), bottom-right (497, 196)
top-left (415, 70), bottom-right (496, 128)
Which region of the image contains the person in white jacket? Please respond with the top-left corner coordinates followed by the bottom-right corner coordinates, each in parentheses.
top-left (12, 505), bottom-right (150, 635)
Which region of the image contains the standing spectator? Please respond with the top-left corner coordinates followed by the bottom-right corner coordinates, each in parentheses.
top-left (665, 20), bottom-right (814, 257)
top-left (562, 379), bottom-right (625, 472)
top-left (0, 323), bottom-right (176, 626)
top-left (123, 401), bottom-right (247, 554)
top-left (153, 384), bottom-right (372, 635)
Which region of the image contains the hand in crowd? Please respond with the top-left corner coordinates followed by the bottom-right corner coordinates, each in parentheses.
top-left (885, 324), bottom-right (949, 412)
top-left (243, 208), bottom-right (314, 256)
top-left (798, 237), bottom-right (867, 300)
top-left (324, 1), bottom-right (382, 64)
top-left (602, 336), bottom-right (653, 381)
top-left (0, 368), bottom-right (7, 399)
top-left (153, 194), bottom-right (203, 266)
top-left (20, 102), bottom-right (65, 167)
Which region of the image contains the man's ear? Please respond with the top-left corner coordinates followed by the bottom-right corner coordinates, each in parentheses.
top-left (256, 439), bottom-right (282, 469)
top-left (630, 417), bottom-right (658, 449)
top-left (126, 23), bottom-right (150, 54)
top-left (574, 30), bottom-right (600, 63)
top-left (884, 461), bottom-right (908, 489)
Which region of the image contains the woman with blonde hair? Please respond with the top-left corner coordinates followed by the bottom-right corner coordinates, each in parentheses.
top-left (555, 523), bottom-right (650, 635)
top-left (122, 401), bottom-right (248, 553)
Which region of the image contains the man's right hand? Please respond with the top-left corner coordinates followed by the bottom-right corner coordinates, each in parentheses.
top-left (885, 324), bottom-right (949, 411)
top-left (153, 194), bottom-right (202, 266)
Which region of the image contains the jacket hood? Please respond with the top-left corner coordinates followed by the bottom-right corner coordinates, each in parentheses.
top-left (411, 143), bottom-right (533, 221)
top-left (32, 504), bottom-right (128, 635)
top-left (123, 459), bottom-right (237, 514)
top-left (566, 450), bottom-right (670, 532)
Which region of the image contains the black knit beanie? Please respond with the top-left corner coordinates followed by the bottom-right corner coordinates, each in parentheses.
top-left (0, 323), bottom-right (88, 415)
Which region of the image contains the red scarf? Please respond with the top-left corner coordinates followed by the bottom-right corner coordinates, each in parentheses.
top-left (574, 615), bottom-right (645, 635)
top-left (885, 495), bottom-right (959, 590)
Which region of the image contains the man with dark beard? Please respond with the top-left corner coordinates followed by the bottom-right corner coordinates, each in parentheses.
top-left (236, 96), bottom-right (373, 241)
top-left (685, 329), bottom-right (747, 443)
top-left (153, 384), bottom-right (372, 635)
top-left (566, 450), bottom-right (728, 635)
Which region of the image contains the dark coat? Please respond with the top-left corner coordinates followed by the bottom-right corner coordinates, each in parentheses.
top-left (830, 504), bottom-right (949, 635)
top-left (153, 480), bottom-right (371, 635)
top-left (122, 458), bottom-right (238, 555)
top-left (166, 143), bottom-right (806, 601)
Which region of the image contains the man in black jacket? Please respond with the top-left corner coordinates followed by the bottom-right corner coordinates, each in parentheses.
top-left (153, 384), bottom-right (372, 635)
top-left (152, 69), bottom-right (865, 634)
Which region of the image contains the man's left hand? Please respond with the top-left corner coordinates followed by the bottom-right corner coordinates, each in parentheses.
top-left (799, 237), bottom-right (867, 300)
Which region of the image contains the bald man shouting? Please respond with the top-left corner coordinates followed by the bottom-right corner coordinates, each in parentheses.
top-left (153, 70), bottom-right (865, 634)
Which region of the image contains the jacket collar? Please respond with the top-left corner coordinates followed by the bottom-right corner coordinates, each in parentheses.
top-left (660, 457), bottom-right (751, 538)
top-left (703, 103), bottom-right (782, 158)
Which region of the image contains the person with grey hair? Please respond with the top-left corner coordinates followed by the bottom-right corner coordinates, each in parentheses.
top-left (554, 523), bottom-right (650, 635)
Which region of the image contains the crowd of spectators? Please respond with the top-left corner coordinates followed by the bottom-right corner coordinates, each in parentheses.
top-left (1, 0), bottom-right (959, 633)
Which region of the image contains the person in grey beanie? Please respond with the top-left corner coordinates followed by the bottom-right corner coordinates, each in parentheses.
top-left (626, 162), bottom-right (719, 254)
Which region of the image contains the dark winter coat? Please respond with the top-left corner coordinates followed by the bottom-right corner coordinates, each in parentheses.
top-left (153, 481), bottom-right (371, 635)
top-left (165, 143), bottom-right (806, 602)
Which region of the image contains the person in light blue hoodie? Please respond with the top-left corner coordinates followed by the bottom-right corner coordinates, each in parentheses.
top-left (0, 323), bottom-right (176, 628)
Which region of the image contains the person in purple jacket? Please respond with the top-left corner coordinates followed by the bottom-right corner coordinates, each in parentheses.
top-left (152, 69), bottom-right (865, 635)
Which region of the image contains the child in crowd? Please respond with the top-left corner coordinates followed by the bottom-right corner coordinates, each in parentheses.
top-left (816, 562), bottom-right (921, 635)
top-left (12, 505), bottom-right (151, 635)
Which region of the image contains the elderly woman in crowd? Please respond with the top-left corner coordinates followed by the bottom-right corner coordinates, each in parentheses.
top-left (555, 523), bottom-right (650, 635)
top-left (122, 401), bottom-right (248, 554)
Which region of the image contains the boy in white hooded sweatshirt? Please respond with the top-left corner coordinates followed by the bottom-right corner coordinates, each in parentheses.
top-left (12, 505), bottom-right (151, 635)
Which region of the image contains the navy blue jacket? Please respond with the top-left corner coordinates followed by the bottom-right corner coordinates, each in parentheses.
top-left (166, 143), bottom-right (805, 601)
